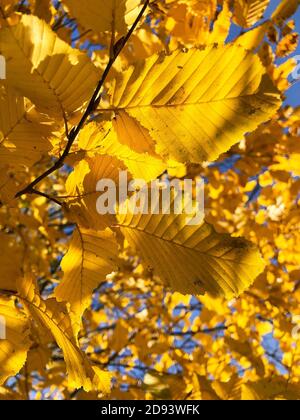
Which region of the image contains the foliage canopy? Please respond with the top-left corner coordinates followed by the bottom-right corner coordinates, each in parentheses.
top-left (0, 0), bottom-right (300, 401)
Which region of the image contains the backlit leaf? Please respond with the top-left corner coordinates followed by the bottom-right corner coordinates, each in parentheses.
top-left (108, 45), bottom-right (281, 164)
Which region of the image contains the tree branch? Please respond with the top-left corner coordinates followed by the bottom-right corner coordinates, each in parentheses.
top-left (169, 325), bottom-right (228, 336)
top-left (0, 288), bottom-right (17, 296)
top-left (31, 189), bottom-right (63, 207)
top-left (15, 0), bottom-right (150, 200)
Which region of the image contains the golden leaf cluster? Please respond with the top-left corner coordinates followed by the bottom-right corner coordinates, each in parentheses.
top-left (0, 0), bottom-right (299, 401)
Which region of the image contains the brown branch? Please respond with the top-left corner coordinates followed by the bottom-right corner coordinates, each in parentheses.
top-left (31, 189), bottom-right (63, 207)
top-left (169, 325), bottom-right (228, 336)
top-left (15, 0), bottom-right (150, 200)
top-left (0, 288), bottom-right (17, 296)
top-left (90, 359), bottom-right (175, 377)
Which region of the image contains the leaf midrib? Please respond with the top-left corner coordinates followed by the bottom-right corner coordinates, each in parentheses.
top-left (117, 222), bottom-right (261, 266)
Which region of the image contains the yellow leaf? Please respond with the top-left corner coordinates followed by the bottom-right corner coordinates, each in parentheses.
top-left (78, 119), bottom-right (167, 182)
top-left (123, 27), bottom-right (164, 62)
top-left (0, 85), bottom-right (51, 168)
top-left (66, 155), bottom-right (124, 230)
top-left (163, 0), bottom-right (217, 45)
top-left (117, 196), bottom-right (266, 299)
top-left (233, 0), bottom-right (270, 28)
top-left (192, 375), bottom-right (220, 400)
top-left (110, 319), bottom-right (129, 353)
top-left (56, 226), bottom-right (118, 336)
top-left (225, 337), bottom-right (265, 376)
top-left (0, 297), bottom-right (31, 385)
top-left (273, 57), bottom-right (298, 92)
top-left (276, 33), bottom-right (299, 58)
top-left (199, 294), bottom-right (229, 316)
top-left (235, 22), bottom-right (270, 50)
top-left (0, 15), bottom-right (98, 116)
top-left (208, 1), bottom-right (232, 45)
top-left (271, 0), bottom-right (300, 26)
top-left (213, 375), bottom-right (243, 400)
top-left (271, 154), bottom-right (300, 176)
top-left (259, 171), bottom-right (273, 187)
top-left (0, 167), bottom-right (21, 204)
top-left (256, 321), bottom-right (273, 336)
top-left (17, 276), bottom-right (112, 393)
top-left (108, 45), bottom-right (281, 164)
top-left (242, 379), bottom-right (300, 400)
top-left (63, 0), bottom-right (143, 34)
top-left (0, 233), bottom-right (22, 292)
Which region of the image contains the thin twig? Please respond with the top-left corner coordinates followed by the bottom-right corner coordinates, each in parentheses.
top-left (0, 288), bottom-right (17, 296)
top-left (71, 29), bottom-right (92, 43)
top-left (31, 189), bottom-right (63, 207)
top-left (169, 325), bottom-right (228, 336)
top-left (15, 0), bottom-right (150, 200)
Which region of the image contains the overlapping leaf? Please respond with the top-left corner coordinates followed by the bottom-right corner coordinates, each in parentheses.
top-left (18, 276), bottom-right (111, 393)
top-left (65, 155), bottom-right (124, 230)
top-left (242, 378), bottom-right (300, 400)
top-left (0, 15), bottom-right (98, 116)
top-left (56, 226), bottom-right (119, 336)
top-left (63, 0), bottom-right (143, 34)
top-left (0, 0), bottom-right (296, 400)
top-left (0, 233), bottom-right (22, 292)
top-left (117, 197), bottom-right (266, 298)
top-left (233, 0), bottom-right (270, 28)
top-left (78, 119), bottom-right (167, 182)
top-left (0, 85), bottom-right (52, 168)
top-left (0, 298), bottom-right (31, 386)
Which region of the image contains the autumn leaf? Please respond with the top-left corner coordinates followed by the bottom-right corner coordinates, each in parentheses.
top-left (235, 22), bottom-right (270, 50)
top-left (0, 297), bottom-right (31, 386)
top-left (0, 233), bottom-right (22, 292)
top-left (63, 0), bottom-right (144, 35)
top-left (233, 0), bottom-right (270, 28)
top-left (65, 155), bottom-right (125, 230)
top-left (56, 226), bottom-right (119, 336)
top-left (0, 0), bottom-right (299, 401)
top-left (0, 85), bottom-right (52, 168)
top-left (108, 44), bottom-right (281, 163)
top-left (17, 276), bottom-right (112, 393)
top-left (242, 378), bottom-right (300, 400)
top-left (0, 14), bottom-right (98, 116)
top-left (117, 195), bottom-right (266, 298)
top-left (271, 0), bottom-right (300, 26)
top-left (78, 119), bottom-right (167, 182)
